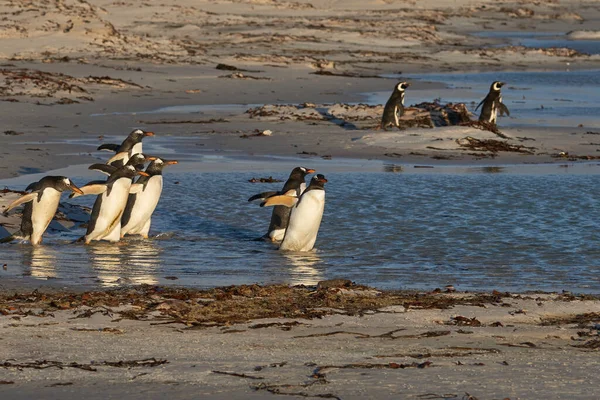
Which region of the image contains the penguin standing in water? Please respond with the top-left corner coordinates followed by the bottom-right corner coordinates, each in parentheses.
top-left (261, 174), bottom-right (327, 252)
top-left (71, 165), bottom-right (148, 244)
top-left (248, 166), bottom-right (315, 241)
top-left (2, 177), bottom-right (83, 245)
top-left (475, 81), bottom-right (510, 124)
top-left (98, 129), bottom-right (154, 168)
top-left (380, 81), bottom-right (410, 131)
top-left (121, 158), bottom-right (178, 238)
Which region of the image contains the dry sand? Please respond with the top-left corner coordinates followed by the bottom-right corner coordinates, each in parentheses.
top-left (2, 0), bottom-right (600, 178)
top-left (2, 1), bottom-right (600, 398)
top-left (1, 283), bottom-right (600, 400)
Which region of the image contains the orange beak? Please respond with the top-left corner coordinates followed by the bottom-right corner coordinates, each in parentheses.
top-left (137, 171), bottom-right (150, 177)
top-left (165, 160), bottom-right (178, 165)
top-left (306, 168), bottom-right (316, 174)
top-left (69, 183), bottom-right (84, 195)
top-left (144, 131), bottom-right (155, 137)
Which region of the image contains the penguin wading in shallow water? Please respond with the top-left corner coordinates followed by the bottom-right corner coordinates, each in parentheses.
top-left (381, 81), bottom-right (410, 131)
top-left (2, 177), bottom-right (83, 245)
top-left (121, 158), bottom-right (178, 238)
top-left (248, 166), bottom-right (315, 241)
top-left (71, 165), bottom-right (148, 244)
top-left (475, 81), bottom-right (510, 124)
top-left (261, 174), bottom-right (327, 252)
top-left (98, 129), bottom-right (154, 168)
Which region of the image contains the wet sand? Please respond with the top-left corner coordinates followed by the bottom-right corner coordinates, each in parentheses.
top-left (2, 1), bottom-right (600, 398)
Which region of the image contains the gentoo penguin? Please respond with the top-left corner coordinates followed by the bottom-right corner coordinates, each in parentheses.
top-left (72, 165), bottom-right (148, 244)
top-left (2, 177), bottom-right (83, 245)
top-left (248, 166), bottom-right (315, 241)
top-left (121, 158), bottom-right (178, 238)
top-left (381, 81), bottom-right (410, 131)
top-left (475, 81), bottom-right (510, 124)
top-left (98, 129), bottom-right (154, 168)
top-left (261, 174), bottom-right (327, 252)
top-left (88, 153), bottom-right (155, 176)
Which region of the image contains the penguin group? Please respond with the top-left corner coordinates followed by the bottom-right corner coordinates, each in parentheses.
top-left (380, 80), bottom-right (510, 129)
top-left (2, 129), bottom-right (177, 246)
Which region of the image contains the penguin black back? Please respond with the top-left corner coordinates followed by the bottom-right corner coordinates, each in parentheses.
top-left (381, 81), bottom-right (410, 131)
top-left (476, 81), bottom-right (510, 124)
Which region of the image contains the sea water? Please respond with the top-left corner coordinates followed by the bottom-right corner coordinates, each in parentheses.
top-left (2, 164), bottom-right (600, 293)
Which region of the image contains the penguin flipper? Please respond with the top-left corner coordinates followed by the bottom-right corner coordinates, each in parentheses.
top-left (97, 143), bottom-right (119, 152)
top-left (260, 195), bottom-right (298, 208)
top-left (499, 103), bottom-right (510, 117)
top-left (248, 191), bottom-right (279, 202)
top-left (88, 163), bottom-right (118, 175)
top-left (474, 98), bottom-right (485, 112)
top-left (107, 152), bottom-right (129, 167)
top-left (4, 192), bottom-right (39, 214)
top-left (69, 183), bottom-right (107, 198)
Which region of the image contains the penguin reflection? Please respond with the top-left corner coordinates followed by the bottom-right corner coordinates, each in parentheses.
top-left (86, 242), bottom-right (160, 287)
top-left (23, 245), bottom-right (58, 280)
top-left (282, 252), bottom-right (324, 286)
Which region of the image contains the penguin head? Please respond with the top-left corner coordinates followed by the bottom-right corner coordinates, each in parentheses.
top-left (53, 177), bottom-right (84, 195)
top-left (112, 165), bottom-right (148, 180)
top-left (130, 129), bottom-right (155, 142)
top-left (291, 166), bottom-right (316, 179)
top-left (396, 82), bottom-right (410, 92)
top-left (491, 81), bottom-right (505, 91)
top-left (126, 153), bottom-right (156, 170)
top-left (309, 174), bottom-right (328, 189)
top-left (146, 158), bottom-right (178, 175)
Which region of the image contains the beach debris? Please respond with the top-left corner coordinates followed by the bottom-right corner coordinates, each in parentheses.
top-left (3, 130), bottom-right (24, 136)
top-left (456, 137), bottom-right (535, 154)
top-left (138, 118), bottom-right (228, 125)
top-left (460, 120), bottom-right (509, 138)
top-left (248, 177), bottom-right (283, 183)
top-left (240, 129), bottom-right (273, 138)
top-left (219, 73), bottom-right (271, 80)
top-left (213, 370), bottom-right (264, 380)
top-left (449, 316), bottom-right (482, 326)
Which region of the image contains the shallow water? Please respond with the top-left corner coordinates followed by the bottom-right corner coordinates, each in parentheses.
top-left (2, 164), bottom-right (600, 293)
top-left (371, 69), bottom-right (600, 128)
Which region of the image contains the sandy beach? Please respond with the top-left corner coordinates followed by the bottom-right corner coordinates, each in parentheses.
top-left (2, 0), bottom-right (600, 398)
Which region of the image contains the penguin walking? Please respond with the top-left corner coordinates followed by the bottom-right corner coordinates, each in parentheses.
top-left (261, 174), bottom-right (327, 252)
top-left (71, 165), bottom-right (148, 244)
top-left (121, 158), bottom-right (178, 238)
top-left (380, 82), bottom-right (410, 131)
top-left (98, 129), bottom-right (154, 168)
top-left (475, 81), bottom-right (510, 124)
top-left (248, 166), bottom-right (315, 241)
top-left (2, 177), bottom-right (83, 245)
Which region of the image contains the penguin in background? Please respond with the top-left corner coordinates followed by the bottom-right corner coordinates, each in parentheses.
top-left (261, 174), bottom-right (328, 252)
top-left (2, 177), bottom-right (83, 245)
top-left (120, 158), bottom-right (178, 239)
top-left (71, 165), bottom-right (148, 244)
top-left (248, 166), bottom-right (315, 241)
top-left (475, 81), bottom-right (510, 124)
top-left (380, 81), bottom-right (410, 131)
top-left (98, 129), bottom-right (154, 168)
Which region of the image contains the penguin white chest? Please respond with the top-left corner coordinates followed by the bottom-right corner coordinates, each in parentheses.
top-left (279, 190), bottom-right (325, 252)
top-left (31, 188), bottom-right (61, 238)
top-left (122, 176), bottom-right (163, 234)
